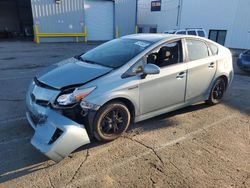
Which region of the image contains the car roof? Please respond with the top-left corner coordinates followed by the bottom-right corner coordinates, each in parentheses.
top-left (122, 34), bottom-right (174, 43)
top-left (122, 33), bottom-right (205, 43)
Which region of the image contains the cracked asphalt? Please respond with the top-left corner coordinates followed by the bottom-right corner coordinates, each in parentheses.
top-left (0, 41), bottom-right (249, 188)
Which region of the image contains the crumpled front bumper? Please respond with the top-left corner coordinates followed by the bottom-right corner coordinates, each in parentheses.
top-left (26, 84), bottom-right (90, 162)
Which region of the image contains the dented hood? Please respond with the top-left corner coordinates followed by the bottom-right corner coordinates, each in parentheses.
top-left (36, 58), bottom-right (112, 89)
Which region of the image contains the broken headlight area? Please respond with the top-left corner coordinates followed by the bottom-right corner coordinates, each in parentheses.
top-left (56, 86), bottom-right (96, 106)
top-left (80, 101), bottom-right (100, 111)
top-left (55, 102), bottom-right (99, 138)
top-left (53, 87), bottom-right (100, 124)
top-left (49, 86), bottom-right (101, 139)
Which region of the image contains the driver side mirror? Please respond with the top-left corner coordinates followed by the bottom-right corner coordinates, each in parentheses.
top-left (141, 64), bottom-right (160, 79)
top-left (143, 64), bottom-right (160, 75)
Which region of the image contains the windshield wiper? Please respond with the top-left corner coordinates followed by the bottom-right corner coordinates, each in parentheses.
top-left (74, 55), bottom-right (85, 61)
top-left (75, 56), bottom-right (97, 64)
top-left (75, 56), bottom-right (114, 68)
top-left (82, 59), bottom-right (98, 65)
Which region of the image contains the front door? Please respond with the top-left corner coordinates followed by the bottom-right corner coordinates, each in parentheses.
top-left (139, 40), bottom-right (187, 115)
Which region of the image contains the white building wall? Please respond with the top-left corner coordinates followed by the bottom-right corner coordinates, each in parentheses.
top-left (137, 0), bottom-right (250, 49)
top-left (180, 0), bottom-right (238, 30)
top-left (226, 0), bottom-right (250, 49)
top-left (137, 0), bottom-right (180, 32)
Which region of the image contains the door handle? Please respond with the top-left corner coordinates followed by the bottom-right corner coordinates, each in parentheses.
top-left (208, 62), bottom-right (215, 68)
top-left (176, 71), bottom-right (186, 79)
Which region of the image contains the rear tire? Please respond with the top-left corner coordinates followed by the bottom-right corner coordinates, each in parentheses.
top-left (206, 78), bottom-right (226, 105)
top-left (93, 102), bottom-right (131, 142)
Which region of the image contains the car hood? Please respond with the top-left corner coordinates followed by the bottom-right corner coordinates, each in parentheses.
top-left (36, 57), bottom-right (113, 89)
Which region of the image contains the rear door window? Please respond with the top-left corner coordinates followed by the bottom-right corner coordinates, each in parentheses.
top-left (186, 39), bottom-right (209, 61)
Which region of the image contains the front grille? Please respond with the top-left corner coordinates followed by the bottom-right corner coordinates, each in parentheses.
top-left (30, 78), bottom-right (60, 107)
top-left (30, 92), bottom-right (50, 107)
top-left (36, 100), bottom-right (50, 107)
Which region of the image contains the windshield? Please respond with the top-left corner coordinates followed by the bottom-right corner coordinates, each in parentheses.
top-left (80, 38), bottom-right (153, 68)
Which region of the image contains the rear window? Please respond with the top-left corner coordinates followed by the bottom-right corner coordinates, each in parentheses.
top-left (187, 30), bottom-right (197, 36)
top-left (197, 30), bottom-right (205, 37)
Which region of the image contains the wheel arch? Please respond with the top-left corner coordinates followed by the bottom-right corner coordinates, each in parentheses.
top-left (101, 97), bottom-right (136, 124)
top-left (215, 74), bottom-right (229, 89)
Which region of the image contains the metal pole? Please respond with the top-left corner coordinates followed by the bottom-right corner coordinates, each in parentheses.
top-left (177, 0), bottom-right (183, 29)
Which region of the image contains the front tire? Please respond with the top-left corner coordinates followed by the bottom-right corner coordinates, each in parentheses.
top-left (93, 102), bottom-right (131, 142)
top-left (206, 78), bottom-right (226, 105)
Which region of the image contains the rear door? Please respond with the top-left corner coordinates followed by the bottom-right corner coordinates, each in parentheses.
top-left (185, 39), bottom-right (217, 101)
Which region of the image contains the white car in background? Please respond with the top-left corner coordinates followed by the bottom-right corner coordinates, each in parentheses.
top-left (164, 28), bottom-right (207, 38)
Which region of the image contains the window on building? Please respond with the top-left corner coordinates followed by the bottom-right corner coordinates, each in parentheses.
top-left (209, 30), bottom-right (227, 45)
top-left (151, 1), bottom-right (161, 11)
top-left (150, 27), bottom-right (157, 33)
top-left (186, 40), bottom-right (209, 61)
top-left (138, 27), bottom-right (143, 33)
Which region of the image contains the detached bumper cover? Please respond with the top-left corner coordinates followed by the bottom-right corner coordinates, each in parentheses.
top-left (26, 89), bottom-right (90, 162)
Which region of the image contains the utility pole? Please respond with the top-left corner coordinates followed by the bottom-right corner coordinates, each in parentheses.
top-left (176, 0), bottom-right (183, 29)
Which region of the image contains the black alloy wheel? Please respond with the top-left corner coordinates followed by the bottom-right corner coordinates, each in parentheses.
top-left (206, 78), bottom-right (226, 105)
top-left (94, 102), bottom-right (131, 141)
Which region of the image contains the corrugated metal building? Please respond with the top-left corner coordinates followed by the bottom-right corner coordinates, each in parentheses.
top-left (0, 0), bottom-right (137, 42)
top-left (30, 0), bottom-right (137, 42)
top-left (137, 0), bottom-right (250, 49)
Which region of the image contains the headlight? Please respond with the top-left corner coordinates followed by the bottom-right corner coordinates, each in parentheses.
top-left (57, 86), bottom-right (96, 106)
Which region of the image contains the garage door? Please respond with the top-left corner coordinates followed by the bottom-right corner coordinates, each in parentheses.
top-left (84, 0), bottom-right (114, 41)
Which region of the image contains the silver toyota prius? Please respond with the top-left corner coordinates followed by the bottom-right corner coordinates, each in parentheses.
top-left (26, 34), bottom-right (234, 161)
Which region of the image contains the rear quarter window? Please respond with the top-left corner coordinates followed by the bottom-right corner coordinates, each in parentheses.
top-left (208, 43), bottom-right (219, 55)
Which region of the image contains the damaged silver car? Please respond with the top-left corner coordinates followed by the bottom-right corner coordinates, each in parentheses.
top-left (26, 34), bottom-right (234, 162)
